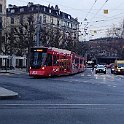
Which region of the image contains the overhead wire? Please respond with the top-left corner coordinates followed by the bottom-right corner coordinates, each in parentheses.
top-left (85, 0), bottom-right (123, 37)
top-left (83, 0), bottom-right (109, 32)
top-left (88, 0), bottom-right (124, 26)
top-left (84, 0), bottom-right (98, 20)
top-left (8, 0), bottom-right (124, 38)
top-left (83, 0), bottom-right (109, 36)
top-left (90, 0), bottom-right (109, 21)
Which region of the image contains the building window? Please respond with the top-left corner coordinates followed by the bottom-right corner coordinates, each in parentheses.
top-left (61, 20), bottom-right (64, 27)
top-left (40, 16), bottom-right (42, 22)
top-left (69, 23), bottom-right (72, 28)
top-left (68, 15), bottom-right (71, 19)
top-left (43, 15), bottom-right (46, 23)
top-left (43, 7), bottom-right (46, 12)
top-left (71, 23), bottom-right (73, 28)
top-left (0, 17), bottom-right (2, 30)
top-left (31, 7), bottom-right (34, 11)
top-left (50, 17), bottom-right (53, 24)
top-left (57, 20), bottom-right (59, 26)
top-left (64, 21), bottom-right (67, 27)
top-left (67, 22), bottom-right (70, 27)
top-left (56, 11), bottom-right (59, 15)
top-left (11, 9), bottom-right (15, 13)
top-left (11, 17), bottom-right (14, 24)
top-left (20, 8), bottom-right (24, 12)
top-left (20, 15), bottom-right (23, 24)
top-left (49, 9), bottom-right (51, 13)
top-left (0, 4), bottom-right (2, 13)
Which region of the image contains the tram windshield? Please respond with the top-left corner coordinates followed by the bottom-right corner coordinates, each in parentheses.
top-left (30, 51), bottom-right (47, 68)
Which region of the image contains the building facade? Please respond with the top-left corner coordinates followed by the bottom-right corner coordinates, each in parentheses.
top-left (0, 0), bottom-right (6, 31)
top-left (6, 2), bottom-right (80, 48)
top-left (0, 0), bottom-right (6, 55)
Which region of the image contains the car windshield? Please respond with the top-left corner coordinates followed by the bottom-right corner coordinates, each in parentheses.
top-left (118, 64), bottom-right (124, 67)
top-left (97, 65), bottom-right (105, 68)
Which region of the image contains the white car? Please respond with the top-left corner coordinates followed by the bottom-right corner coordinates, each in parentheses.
top-left (95, 65), bottom-right (106, 74)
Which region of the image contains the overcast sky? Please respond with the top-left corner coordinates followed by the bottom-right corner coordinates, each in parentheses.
top-left (7, 0), bottom-right (124, 40)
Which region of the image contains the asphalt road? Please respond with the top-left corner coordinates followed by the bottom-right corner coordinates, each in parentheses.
top-left (0, 68), bottom-right (124, 124)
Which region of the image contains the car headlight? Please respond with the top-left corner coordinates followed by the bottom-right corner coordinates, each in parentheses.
top-left (118, 69), bottom-right (120, 72)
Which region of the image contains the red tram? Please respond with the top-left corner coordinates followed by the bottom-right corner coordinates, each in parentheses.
top-left (29, 47), bottom-right (85, 77)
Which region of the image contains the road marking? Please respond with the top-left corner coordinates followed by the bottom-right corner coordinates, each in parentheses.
top-left (81, 74), bottom-right (84, 76)
top-left (0, 103), bottom-right (124, 106)
top-left (87, 75), bottom-right (91, 76)
top-left (83, 80), bottom-right (88, 82)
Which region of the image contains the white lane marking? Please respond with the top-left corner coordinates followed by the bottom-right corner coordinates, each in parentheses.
top-left (81, 74), bottom-right (84, 76)
top-left (83, 80), bottom-right (88, 82)
top-left (74, 79), bottom-right (79, 81)
top-left (0, 103), bottom-right (124, 106)
top-left (87, 75), bottom-right (91, 76)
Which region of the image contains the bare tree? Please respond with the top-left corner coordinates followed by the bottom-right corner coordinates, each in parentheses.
top-left (106, 20), bottom-right (124, 58)
top-left (107, 20), bottom-right (124, 38)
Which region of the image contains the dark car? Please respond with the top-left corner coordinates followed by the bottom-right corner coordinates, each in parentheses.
top-left (95, 65), bottom-right (106, 74)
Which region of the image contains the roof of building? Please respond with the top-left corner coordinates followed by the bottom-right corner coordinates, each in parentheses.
top-left (6, 2), bottom-right (79, 23)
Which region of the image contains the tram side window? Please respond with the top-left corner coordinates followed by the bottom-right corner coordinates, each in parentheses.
top-left (45, 54), bottom-right (52, 66)
top-left (75, 58), bottom-right (79, 64)
top-left (0, 58), bottom-right (2, 67)
top-left (80, 59), bottom-right (82, 64)
top-left (53, 55), bottom-right (57, 66)
top-left (56, 55), bottom-right (59, 66)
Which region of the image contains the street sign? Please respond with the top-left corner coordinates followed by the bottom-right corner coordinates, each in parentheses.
top-left (104, 10), bottom-right (108, 14)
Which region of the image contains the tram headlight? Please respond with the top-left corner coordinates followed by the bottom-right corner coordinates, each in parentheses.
top-left (42, 67), bottom-right (45, 70)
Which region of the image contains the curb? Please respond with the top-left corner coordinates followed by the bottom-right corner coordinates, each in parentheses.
top-left (0, 94), bottom-right (18, 100)
top-left (0, 71), bottom-right (15, 74)
top-left (0, 87), bottom-right (18, 100)
top-left (0, 71), bottom-right (28, 75)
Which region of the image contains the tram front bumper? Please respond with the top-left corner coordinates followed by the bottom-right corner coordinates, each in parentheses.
top-left (29, 70), bottom-right (45, 76)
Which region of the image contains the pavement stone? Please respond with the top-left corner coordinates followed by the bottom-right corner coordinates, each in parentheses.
top-left (0, 87), bottom-right (18, 99)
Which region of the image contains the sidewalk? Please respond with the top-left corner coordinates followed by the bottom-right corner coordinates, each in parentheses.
top-left (0, 68), bottom-right (28, 75)
top-left (0, 87), bottom-right (18, 99)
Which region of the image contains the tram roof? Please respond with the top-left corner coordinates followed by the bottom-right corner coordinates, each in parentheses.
top-left (49, 47), bottom-right (71, 54)
top-left (32, 46), bottom-right (72, 54)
